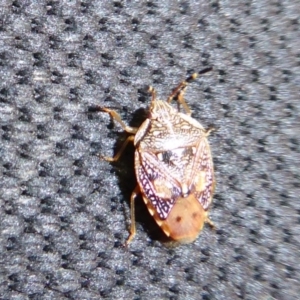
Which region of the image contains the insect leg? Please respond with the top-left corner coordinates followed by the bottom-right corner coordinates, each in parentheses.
top-left (205, 127), bottom-right (216, 137)
top-left (125, 185), bottom-right (140, 246)
top-left (102, 135), bottom-right (135, 162)
top-left (205, 214), bottom-right (215, 229)
top-left (100, 107), bottom-right (138, 134)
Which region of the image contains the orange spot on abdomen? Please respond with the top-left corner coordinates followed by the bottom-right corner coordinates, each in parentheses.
top-left (153, 194), bottom-right (208, 244)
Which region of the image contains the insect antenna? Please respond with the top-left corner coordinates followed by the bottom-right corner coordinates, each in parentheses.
top-left (167, 67), bottom-right (212, 104)
top-left (148, 85), bottom-right (157, 104)
top-left (196, 66), bottom-right (213, 76)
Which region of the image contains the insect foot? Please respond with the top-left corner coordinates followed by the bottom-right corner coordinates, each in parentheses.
top-left (100, 67), bottom-right (216, 245)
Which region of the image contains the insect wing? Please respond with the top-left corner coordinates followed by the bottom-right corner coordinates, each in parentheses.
top-left (134, 150), bottom-right (181, 220)
top-left (190, 138), bottom-right (214, 210)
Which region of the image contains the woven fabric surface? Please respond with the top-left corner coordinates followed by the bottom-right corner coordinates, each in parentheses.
top-left (0, 1), bottom-right (299, 299)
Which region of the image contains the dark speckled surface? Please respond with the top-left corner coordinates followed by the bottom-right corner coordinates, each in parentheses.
top-left (0, 1), bottom-right (299, 299)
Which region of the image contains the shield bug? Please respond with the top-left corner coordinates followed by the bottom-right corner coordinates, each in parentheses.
top-left (100, 67), bottom-right (215, 245)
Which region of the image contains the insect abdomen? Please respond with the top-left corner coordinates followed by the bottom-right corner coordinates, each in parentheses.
top-left (146, 194), bottom-right (208, 244)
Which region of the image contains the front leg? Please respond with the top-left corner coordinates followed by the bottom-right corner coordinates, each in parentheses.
top-left (100, 107), bottom-right (138, 162)
top-left (99, 107), bottom-right (138, 134)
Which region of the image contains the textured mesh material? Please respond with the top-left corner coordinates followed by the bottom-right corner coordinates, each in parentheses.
top-left (0, 1), bottom-right (299, 299)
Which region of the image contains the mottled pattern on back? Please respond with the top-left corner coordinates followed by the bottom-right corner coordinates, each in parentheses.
top-left (135, 151), bottom-right (178, 219)
top-left (135, 136), bottom-right (214, 219)
top-left (192, 139), bottom-right (214, 210)
top-left (137, 102), bottom-right (205, 152)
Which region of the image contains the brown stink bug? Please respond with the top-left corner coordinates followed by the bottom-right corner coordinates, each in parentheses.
top-left (100, 67), bottom-right (215, 245)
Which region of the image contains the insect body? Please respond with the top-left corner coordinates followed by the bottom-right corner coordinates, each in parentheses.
top-left (101, 67), bottom-right (215, 245)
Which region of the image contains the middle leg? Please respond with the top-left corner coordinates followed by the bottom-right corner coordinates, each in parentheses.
top-left (102, 135), bottom-right (135, 162)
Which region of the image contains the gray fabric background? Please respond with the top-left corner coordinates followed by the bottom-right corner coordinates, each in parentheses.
top-left (0, 1), bottom-right (299, 299)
